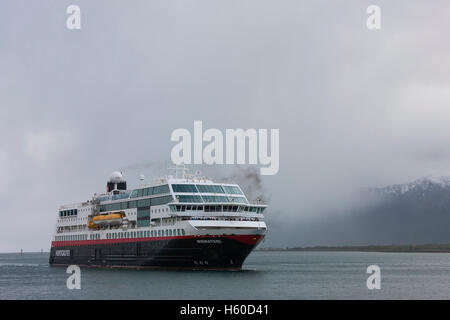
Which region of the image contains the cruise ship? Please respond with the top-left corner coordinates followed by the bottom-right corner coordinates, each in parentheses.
top-left (49, 168), bottom-right (267, 270)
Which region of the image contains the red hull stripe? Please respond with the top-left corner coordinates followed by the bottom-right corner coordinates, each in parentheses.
top-left (51, 234), bottom-right (264, 247)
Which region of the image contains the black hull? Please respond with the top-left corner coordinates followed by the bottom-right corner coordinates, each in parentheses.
top-left (49, 235), bottom-right (263, 270)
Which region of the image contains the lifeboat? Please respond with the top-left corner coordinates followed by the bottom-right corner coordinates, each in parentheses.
top-left (88, 220), bottom-right (98, 229)
top-left (92, 211), bottom-right (126, 226)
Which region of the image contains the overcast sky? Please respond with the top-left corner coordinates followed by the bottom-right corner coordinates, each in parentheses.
top-left (1, 1), bottom-right (450, 251)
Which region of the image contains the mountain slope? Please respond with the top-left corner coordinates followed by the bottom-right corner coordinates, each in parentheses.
top-left (283, 175), bottom-right (450, 246)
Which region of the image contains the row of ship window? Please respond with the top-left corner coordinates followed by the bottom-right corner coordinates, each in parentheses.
top-left (59, 209), bottom-right (78, 217)
top-left (175, 204), bottom-right (265, 213)
top-left (99, 190), bottom-right (247, 214)
top-left (106, 229), bottom-right (186, 239)
top-left (99, 195), bottom-right (173, 212)
top-left (130, 185), bottom-right (170, 198)
top-left (176, 195), bottom-right (248, 204)
top-left (55, 229), bottom-right (186, 241)
top-left (100, 196), bottom-right (250, 215)
top-left (55, 234), bottom-right (93, 241)
top-left (95, 185), bottom-right (170, 202)
top-left (95, 184), bottom-right (242, 204)
top-left (56, 225), bottom-right (86, 232)
top-left (172, 184), bottom-right (243, 194)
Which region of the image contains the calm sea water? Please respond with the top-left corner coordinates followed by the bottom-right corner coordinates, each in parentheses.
top-left (1, 251), bottom-right (449, 299)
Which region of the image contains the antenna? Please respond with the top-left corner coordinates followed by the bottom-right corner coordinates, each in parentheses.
top-left (139, 174), bottom-right (145, 186)
top-left (168, 163), bottom-right (189, 179)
